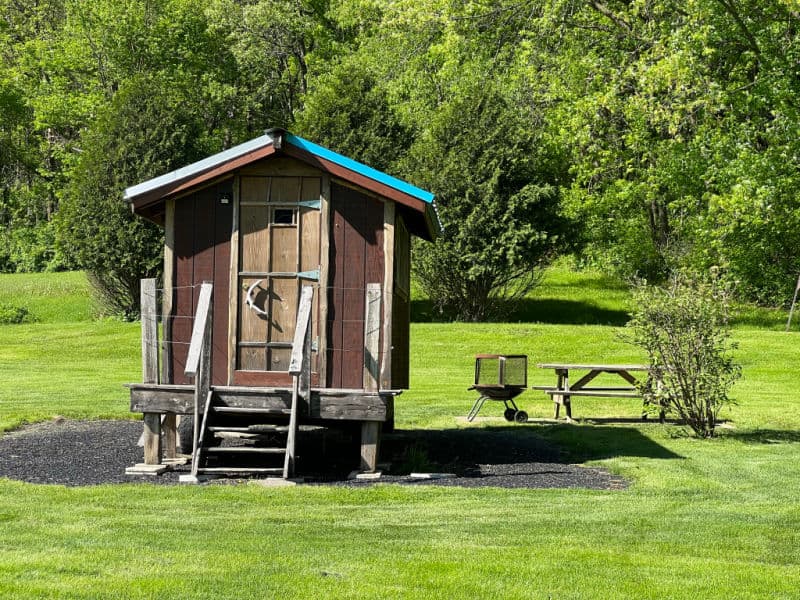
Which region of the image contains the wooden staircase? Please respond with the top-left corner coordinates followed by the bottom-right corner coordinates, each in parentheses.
top-left (182, 284), bottom-right (312, 482)
top-left (190, 390), bottom-right (297, 477)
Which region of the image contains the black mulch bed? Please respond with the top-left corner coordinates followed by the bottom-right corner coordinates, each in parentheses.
top-left (0, 419), bottom-right (627, 490)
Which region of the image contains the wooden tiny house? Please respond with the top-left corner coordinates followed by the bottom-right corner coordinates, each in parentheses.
top-left (124, 129), bottom-right (438, 477)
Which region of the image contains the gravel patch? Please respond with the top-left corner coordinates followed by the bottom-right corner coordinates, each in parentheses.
top-left (0, 419), bottom-right (626, 490)
top-left (0, 419), bottom-right (182, 486)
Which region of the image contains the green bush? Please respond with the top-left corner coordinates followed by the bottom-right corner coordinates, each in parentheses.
top-left (0, 303), bottom-right (33, 324)
top-left (624, 273), bottom-right (741, 438)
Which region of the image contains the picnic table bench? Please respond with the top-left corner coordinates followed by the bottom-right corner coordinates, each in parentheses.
top-left (534, 363), bottom-right (664, 421)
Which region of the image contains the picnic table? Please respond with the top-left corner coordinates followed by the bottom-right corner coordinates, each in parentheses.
top-left (533, 363), bottom-right (662, 421)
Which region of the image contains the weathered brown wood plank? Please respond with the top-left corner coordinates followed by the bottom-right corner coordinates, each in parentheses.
top-left (162, 200), bottom-right (175, 385)
top-left (327, 187), bottom-right (346, 387)
top-left (227, 175), bottom-right (240, 385)
top-left (289, 286), bottom-right (314, 375)
top-left (185, 283), bottom-right (213, 377)
top-left (173, 196), bottom-right (195, 384)
top-left (212, 180), bottom-right (233, 386)
top-left (360, 421), bottom-right (381, 472)
top-left (140, 278), bottom-right (159, 384)
top-left (318, 173), bottom-right (331, 387)
top-left (380, 201), bottom-right (394, 390)
top-left (143, 413), bottom-right (162, 465)
top-left (130, 384), bottom-right (393, 421)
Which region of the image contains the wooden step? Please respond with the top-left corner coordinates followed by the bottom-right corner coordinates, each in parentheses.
top-left (204, 446), bottom-right (286, 454)
top-left (208, 425), bottom-right (289, 434)
top-left (196, 467), bottom-right (284, 475)
top-left (212, 406), bottom-right (291, 415)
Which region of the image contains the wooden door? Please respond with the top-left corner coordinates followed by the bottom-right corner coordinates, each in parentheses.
top-left (234, 175), bottom-right (321, 386)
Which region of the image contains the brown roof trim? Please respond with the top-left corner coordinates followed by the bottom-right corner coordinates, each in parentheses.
top-left (130, 144), bottom-right (277, 212)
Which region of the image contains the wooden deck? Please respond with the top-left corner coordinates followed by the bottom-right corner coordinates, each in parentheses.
top-left (128, 383), bottom-right (396, 423)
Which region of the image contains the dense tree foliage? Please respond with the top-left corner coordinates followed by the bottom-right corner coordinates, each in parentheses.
top-left (3, 0), bottom-right (800, 316)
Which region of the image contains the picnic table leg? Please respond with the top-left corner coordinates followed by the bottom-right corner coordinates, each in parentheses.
top-left (554, 369), bottom-right (572, 420)
top-left (554, 371), bottom-right (564, 418)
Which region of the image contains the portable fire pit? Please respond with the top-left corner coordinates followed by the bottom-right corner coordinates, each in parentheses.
top-left (467, 354), bottom-right (528, 423)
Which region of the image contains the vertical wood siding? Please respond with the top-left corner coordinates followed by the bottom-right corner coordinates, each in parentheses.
top-left (392, 215), bottom-right (411, 389)
top-left (170, 179), bottom-right (233, 385)
top-left (326, 182), bottom-right (384, 388)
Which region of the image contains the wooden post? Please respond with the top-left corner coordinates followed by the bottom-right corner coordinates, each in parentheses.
top-left (161, 201), bottom-right (179, 459)
top-left (380, 201), bottom-right (395, 390)
top-left (143, 413), bottom-right (162, 465)
top-left (318, 174), bottom-right (331, 387)
top-left (162, 414), bottom-right (177, 460)
top-left (141, 278), bottom-right (159, 383)
top-left (361, 284), bottom-right (382, 472)
top-left (360, 422), bottom-right (381, 472)
top-left (140, 278), bottom-right (162, 465)
top-left (227, 175), bottom-right (240, 385)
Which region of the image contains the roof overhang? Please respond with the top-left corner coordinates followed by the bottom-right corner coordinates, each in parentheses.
top-left (124, 129), bottom-right (440, 240)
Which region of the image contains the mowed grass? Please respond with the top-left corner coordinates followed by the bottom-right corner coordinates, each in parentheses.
top-left (0, 272), bottom-right (138, 431)
top-left (1, 270), bottom-right (799, 599)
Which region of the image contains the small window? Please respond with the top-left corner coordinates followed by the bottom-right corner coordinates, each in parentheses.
top-left (272, 208), bottom-right (295, 224)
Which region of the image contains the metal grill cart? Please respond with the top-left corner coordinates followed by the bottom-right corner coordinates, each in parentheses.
top-left (467, 354), bottom-right (528, 423)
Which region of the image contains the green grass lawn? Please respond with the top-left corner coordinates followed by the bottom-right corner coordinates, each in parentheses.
top-left (1, 270), bottom-right (799, 599)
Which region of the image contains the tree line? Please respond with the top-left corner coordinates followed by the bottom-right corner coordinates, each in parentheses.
top-left (2, 0), bottom-right (798, 319)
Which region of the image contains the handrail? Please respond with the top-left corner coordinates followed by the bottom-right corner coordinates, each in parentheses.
top-left (284, 285), bottom-right (314, 478)
top-left (184, 281), bottom-right (213, 470)
top-left (184, 282), bottom-right (213, 377)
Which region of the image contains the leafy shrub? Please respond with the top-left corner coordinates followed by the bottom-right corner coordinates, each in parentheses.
top-left (0, 303), bottom-right (33, 324)
top-left (624, 273), bottom-right (741, 438)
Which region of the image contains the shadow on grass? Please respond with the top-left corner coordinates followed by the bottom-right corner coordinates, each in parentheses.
top-left (532, 423), bottom-right (683, 462)
top-left (298, 423), bottom-right (681, 485)
top-left (412, 298), bottom-right (630, 325)
top-left (385, 425), bottom-right (680, 468)
top-left (720, 429), bottom-right (800, 444)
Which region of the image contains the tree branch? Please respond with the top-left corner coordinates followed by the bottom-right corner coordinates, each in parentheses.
top-left (714, 0), bottom-right (761, 58)
top-left (587, 0), bottom-right (632, 34)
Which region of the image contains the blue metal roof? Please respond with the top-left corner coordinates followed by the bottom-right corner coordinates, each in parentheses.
top-left (285, 133), bottom-right (435, 204)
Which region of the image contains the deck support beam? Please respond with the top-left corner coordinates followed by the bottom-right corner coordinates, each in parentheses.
top-left (140, 278), bottom-right (162, 465)
top-left (360, 421), bottom-right (381, 472)
top-left (143, 413), bottom-right (162, 465)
